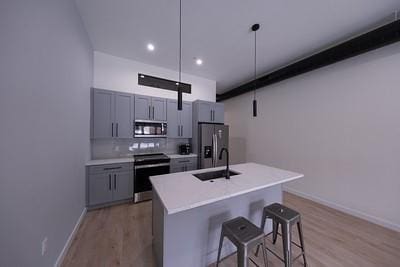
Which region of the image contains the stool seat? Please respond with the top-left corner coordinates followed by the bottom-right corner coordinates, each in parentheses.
top-left (264, 203), bottom-right (300, 224)
top-left (223, 217), bottom-right (265, 246)
top-left (217, 216), bottom-right (268, 267)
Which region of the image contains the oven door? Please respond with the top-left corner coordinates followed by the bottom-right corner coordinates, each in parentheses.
top-left (134, 163), bottom-right (170, 202)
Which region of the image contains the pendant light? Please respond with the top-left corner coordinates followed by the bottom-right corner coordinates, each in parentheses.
top-left (251, 23), bottom-right (260, 117)
top-left (177, 0), bottom-right (183, 110)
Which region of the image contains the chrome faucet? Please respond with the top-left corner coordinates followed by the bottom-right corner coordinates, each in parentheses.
top-left (218, 148), bottom-right (230, 179)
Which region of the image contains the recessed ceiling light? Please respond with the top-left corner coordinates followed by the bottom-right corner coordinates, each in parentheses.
top-left (147, 43), bottom-right (155, 51)
top-left (195, 58), bottom-right (203, 65)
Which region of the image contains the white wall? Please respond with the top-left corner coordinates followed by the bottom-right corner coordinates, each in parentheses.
top-left (224, 43), bottom-right (400, 231)
top-left (0, 0), bottom-right (93, 266)
top-left (94, 51), bottom-right (216, 102)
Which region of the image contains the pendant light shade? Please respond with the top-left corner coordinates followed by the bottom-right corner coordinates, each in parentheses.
top-left (252, 23), bottom-right (260, 117)
top-left (177, 84), bottom-right (182, 110)
top-left (177, 0), bottom-right (183, 110)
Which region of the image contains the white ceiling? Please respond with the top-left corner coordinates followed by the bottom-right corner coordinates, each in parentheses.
top-left (76, 0), bottom-right (400, 93)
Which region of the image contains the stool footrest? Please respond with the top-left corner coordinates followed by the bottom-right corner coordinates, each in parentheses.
top-left (265, 231), bottom-right (303, 249)
top-left (264, 246), bottom-right (284, 262)
top-left (249, 256), bottom-right (264, 267)
top-left (264, 246), bottom-right (305, 265)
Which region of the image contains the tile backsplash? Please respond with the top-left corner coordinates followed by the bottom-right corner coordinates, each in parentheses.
top-left (91, 138), bottom-right (190, 159)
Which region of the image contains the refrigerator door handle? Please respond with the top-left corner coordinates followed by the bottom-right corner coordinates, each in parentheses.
top-left (216, 134), bottom-right (219, 166)
top-left (211, 134), bottom-right (214, 167)
top-left (213, 133), bottom-right (218, 167)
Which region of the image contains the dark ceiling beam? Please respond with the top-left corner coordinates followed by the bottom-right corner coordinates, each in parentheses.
top-left (217, 17), bottom-right (400, 102)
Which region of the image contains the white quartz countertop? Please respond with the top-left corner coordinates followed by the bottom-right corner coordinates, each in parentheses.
top-left (167, 153), bottom-right (197, 159)
top-left (150, 162), bottom-right (303, 215)
top-left (86, 158), bottom-right (134, 166)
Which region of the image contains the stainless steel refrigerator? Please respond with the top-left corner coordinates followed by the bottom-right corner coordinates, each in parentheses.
top-left (198, 123), bottom-right (229, 169)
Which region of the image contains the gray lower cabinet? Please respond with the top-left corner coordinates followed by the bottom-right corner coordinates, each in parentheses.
top-left (134, 94), bottom-right (167, 121)
top-left (91, 88), bottom-right (134, 139)
top-left (170, 157), bottom-right (197, 173)
top-left (87, 163), bottom-right (134, 208)
top-left (88, 172), bottom-right (113, 205)
top-left (167, 100), bottom-right (192, 138)
top-left (194, 100), bottom-right (224, 123)
top-left (112, 171), bottom-right (134, 201)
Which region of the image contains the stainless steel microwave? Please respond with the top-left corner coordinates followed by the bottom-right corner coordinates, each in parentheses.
top-left (134, 120), bottom-right (167, 138)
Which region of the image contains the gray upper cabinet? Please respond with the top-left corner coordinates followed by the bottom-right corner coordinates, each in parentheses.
top-left (92, 89), bottom-right (114, 138)
top-left (115, 93), bottom-right (134, 138)
top-left (152, 97), bottom-right (167, 121)
top-left (167, 100), bottom-right (180, 138)
top-left (134, 95), bottom-right (152, 120)
top-left (198, 102), bottom-right (213, 123)
top-left (213, 103), bottom-right (224, 123)
top-left (167, 100), bottom-right (192, 138)
top-left (195, 100), bottom-right (224, 123)
top-left (91, 88), bottom-right (134, 139)
top-left (181, 102), bottom-right (192, 138)
top-left (135, 94), bottom-right (167, 121)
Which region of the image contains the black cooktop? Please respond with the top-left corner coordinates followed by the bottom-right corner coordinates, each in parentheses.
top-left (133, 153), bottom-right (170, 165)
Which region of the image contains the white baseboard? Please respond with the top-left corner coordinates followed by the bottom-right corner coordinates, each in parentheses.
top-left (283, 186), bottom-right (400, 233)
top-left (54, 208), bottom-right (87, 267)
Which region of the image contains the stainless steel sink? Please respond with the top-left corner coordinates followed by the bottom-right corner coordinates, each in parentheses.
top-left (193, 170), bottom-right (240, 181)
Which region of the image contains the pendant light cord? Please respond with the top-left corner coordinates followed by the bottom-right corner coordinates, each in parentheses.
top-left (177, 0), bottom-right (183, 110)
top-left (254, 29), bottom-right (257, 100)
top-left (179, 0), bottom-right (182, 84)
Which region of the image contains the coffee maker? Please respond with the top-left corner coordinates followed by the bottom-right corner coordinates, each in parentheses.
top-left (179, 143), bottom-right (191, 155)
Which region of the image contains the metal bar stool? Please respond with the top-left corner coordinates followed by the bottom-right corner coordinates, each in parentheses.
top-left (256, 203), bottom-right (307, 267)
top-left (216, 216), bottom-right (268, 267)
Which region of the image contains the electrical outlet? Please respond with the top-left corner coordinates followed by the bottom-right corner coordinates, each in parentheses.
top-left (41, 237), bottom-right (48, 256)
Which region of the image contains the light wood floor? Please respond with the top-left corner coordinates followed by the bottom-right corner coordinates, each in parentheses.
top-left (61, 192), bottom-right (400, 267)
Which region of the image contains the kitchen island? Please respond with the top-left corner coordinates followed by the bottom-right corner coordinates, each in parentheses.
top-left (150, 162), bottom-right (303, 267)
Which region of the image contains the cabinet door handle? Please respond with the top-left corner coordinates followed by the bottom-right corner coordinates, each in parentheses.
top-left (181, 125), bottom-right (183, 137)
top-left (116, 123), bottom-right (119, 137)
top-left (210, 110), bottom-right (213, 121)
top-left (148, 106), bottom-right (151, 119)
top-left (114, 174), bottom-right (117, 190)
top-left (109, 174), bottom-right (112, 190)
top-left (212, 110), bottom-right (215, 121)
top-left (152, 106), bottom-right (155, 120)
top-left (111, 123), bottom-right (114, 137)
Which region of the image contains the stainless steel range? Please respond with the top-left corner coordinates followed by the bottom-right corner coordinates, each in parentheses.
top-left (133, 153), bottom-right (170, 202)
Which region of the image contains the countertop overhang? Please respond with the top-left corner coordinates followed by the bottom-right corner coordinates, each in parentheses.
top-left (150, 162), bottom-right (304, 215)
